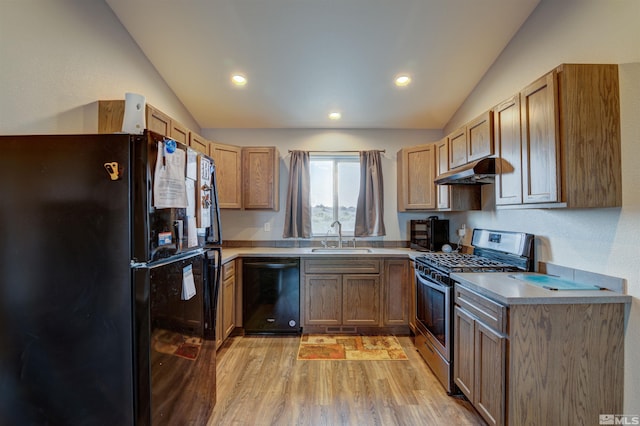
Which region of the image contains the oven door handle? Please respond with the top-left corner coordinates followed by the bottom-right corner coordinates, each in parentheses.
top-left (416, 271), bottom-right (448, 291)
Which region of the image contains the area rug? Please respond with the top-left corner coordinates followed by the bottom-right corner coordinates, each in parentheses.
top-left (297, 335), bottom-right (408, 361)
top-left (152, 329), bottom-right (202, 361)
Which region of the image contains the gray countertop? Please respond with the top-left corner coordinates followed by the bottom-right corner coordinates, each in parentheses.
top-left (451, 272), bottom-right (632, 306)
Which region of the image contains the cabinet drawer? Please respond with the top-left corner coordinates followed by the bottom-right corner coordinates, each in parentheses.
top-left (304, 258), bottom-right (381, 274)
top-left (222, 261), bottom-right (235, 280)
top-left (454, 284), bottom-right (507, 334)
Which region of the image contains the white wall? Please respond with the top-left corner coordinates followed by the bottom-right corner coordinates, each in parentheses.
top-left (203, 128), bottom-right (442, 242)
top-left (0, 0), bottom-right (199, 134)
top-left (443, 0), bottom-right (640, 413)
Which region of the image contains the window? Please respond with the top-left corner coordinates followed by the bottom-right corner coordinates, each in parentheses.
top-left (309, 155), bottom-right (360, 236)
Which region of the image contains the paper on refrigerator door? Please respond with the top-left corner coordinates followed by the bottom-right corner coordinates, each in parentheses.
top-left (153, 141), bottom-right (188, 208)
top-left (181, 264), bottom-right (196, 300)
top-left (185, 178), bottom-right (196, 217)
top-left (186, 148), bottom-right (198, 180)
top-left (187, 216), bottom-right (198, 247)
top-left (198, 156), bottom-right (212, 228)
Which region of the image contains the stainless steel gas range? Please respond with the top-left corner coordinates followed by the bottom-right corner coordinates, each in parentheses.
top-left (413, 229), bottom-right (534, 394)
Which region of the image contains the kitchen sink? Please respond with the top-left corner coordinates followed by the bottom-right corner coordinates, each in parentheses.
top-left (311, 248), bottom-right (372, 254)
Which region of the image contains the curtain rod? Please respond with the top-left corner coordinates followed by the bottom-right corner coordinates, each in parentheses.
top-left (288, 149), bottom-right (385, 153)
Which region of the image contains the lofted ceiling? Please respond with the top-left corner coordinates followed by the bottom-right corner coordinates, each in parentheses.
top-left (105, 0), bottom-right (540, 130)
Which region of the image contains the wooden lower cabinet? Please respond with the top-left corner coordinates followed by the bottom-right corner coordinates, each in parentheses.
top-left (383, 259), bottom-right (409, 326)
top-left (304, 274), bottom-right (341, 326)
top-left (342, 275), bottom-right (380, 326)
top-left (301, 257), bottom-right (409, 333)
top-left (216, 260), bottom-right (236, 350)
top-left (303, 274), bottom-right (379, 326)
top-left (454, 283), bottom-right (625, 426)
top-left (408, 260), bottom-right (417, 333)
top-left (454, 306), bottom-right (505, 426)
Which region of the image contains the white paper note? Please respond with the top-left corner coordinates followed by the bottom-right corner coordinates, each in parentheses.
top-left (187, 216), bottom-right (198, 248)
top-left (186, 148), bottom-right (198, 180)
top-left (198, 156), bottom-right (212, 228)
top-left (153, 141), bottom-right (188, 208)
top-left (182, 264), bottom-right (196, 301)
top-left (185, 178), bottom-right (196, 217)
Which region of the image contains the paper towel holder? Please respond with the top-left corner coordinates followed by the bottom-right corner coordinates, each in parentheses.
top-left (121, 92), bottom-right (146, 134)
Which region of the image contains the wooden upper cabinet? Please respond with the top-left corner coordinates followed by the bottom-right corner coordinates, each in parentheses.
top-left (556, 63), bottom-right (621, 208)
top-left (521, 71), bottom-right (560, 204)
top-left (497, 64), bottom-right (621, 208)
top-left (98, 100), bottom-right (126, 133)
top-left (448, 127), bottom-right (467, 169)
top-left (397, 144), bottom-right (436, 211)
top-left (435, 138), bottom-right (482, 212)
top-left (397, 141), bottom-right (480, 212)
top-left (211, 142), bottom-right (242, 209)
top-left (146, 105), bottom-right (172, 137)
top-left (466, 111), bottom-right (493, 163)
top-left (242, 146), bottom-right (280, 210)
top-left (189, 132), bottom-right (209, 154)
top-left (493, 94), bottom-right (523, 205)
top-left (435, 138), bottom-right (451, 209)
top-left (210, 143), bottom-right (280, 210)
top-left (448, 111), bottom-right (494, 169)
top-left (98, 100), bottom-right (197, 146)
top-left (169, 120), bottom-right (189, 144)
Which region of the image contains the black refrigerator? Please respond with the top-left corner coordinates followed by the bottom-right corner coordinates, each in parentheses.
top-left (0, 131), bottom-right (222, 425)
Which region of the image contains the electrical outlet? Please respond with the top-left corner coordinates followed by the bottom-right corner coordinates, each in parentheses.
top-left (264, 222), bottom-right (271, 232)
top-left (457, 224), bottom-right (466, 237)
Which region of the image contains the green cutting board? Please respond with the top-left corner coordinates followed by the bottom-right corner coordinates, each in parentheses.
top-left (509, 274), bottom-right (603, 291)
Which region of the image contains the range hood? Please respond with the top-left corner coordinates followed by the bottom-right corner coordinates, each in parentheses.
top-left (434, 157), bottom-right (496, 185)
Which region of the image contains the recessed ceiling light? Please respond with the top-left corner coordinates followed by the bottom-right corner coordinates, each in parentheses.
top-left (231, 74), bottom-right (247, 86)
top-left (395, 74), bottom-right (411, 87)
top-left (328, 111), bottom-right (342, 120)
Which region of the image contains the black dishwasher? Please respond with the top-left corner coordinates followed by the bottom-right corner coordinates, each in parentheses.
top-left (242, 258), bottom-right (300, 334)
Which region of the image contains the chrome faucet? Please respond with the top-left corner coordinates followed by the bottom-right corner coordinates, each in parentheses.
top-left (331, 220), bottom-right (343, 248)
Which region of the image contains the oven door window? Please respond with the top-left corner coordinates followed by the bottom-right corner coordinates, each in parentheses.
top-left (416, 274), bottom-right (447, 347)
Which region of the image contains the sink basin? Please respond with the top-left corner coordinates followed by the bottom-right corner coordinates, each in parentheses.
top-left (311, 248), bottom-right (372, 254)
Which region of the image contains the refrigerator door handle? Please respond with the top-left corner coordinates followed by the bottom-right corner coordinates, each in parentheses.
top-left (209, 163), bottom-right (222, 245)
top-left (132, 249), bottom-right (206, 270)
top-left (173, 220), bottom-right (184, 251)
top-left (205, 248), bottom-right (222, 340)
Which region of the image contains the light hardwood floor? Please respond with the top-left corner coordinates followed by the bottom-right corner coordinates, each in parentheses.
top-left (208, 335), bottom-right (486, 425)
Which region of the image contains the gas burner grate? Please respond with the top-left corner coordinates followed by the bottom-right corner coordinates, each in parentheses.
top-left (415, 253), bottom-right (519, 272)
